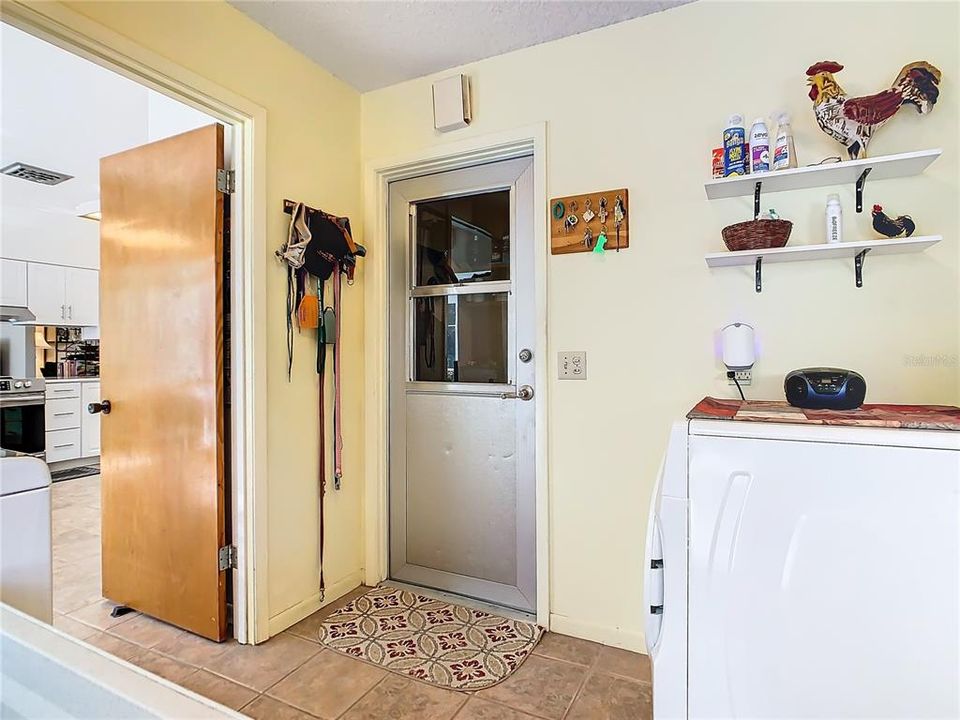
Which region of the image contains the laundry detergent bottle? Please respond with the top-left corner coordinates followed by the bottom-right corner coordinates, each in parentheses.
top-left (749, 117), bottom-right (770, 174)
top-left (723, 114), bottom-right (747, 176)
top-left (772, 112), bottom-right (798, 170)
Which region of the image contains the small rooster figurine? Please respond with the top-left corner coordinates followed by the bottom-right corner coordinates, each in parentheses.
top-left (806, 60), bottom-right (942, 159)
top-left (872, 204), bottom-right (916, 238)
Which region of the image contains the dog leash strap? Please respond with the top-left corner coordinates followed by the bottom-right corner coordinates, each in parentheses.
top-left (333, 263), bottom-right (344, 487)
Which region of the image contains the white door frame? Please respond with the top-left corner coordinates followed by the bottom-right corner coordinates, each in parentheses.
top-left (2, 1), bottom-right (270, 643)
top-left (362, 125), bottom-right (550, 626)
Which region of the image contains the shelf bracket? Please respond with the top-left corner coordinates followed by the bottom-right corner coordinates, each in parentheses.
top-left (753, 181), bottom-right (762, 220)
top-left (855, 167), bottom-right (872, 213)
top-left (855, 248), bottom-right (870, 288)
top-left (755, 256), bottom-right (762, 293)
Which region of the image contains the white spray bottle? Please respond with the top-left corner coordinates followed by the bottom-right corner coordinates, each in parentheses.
top-left (772, 112), bottom-right (798, 170)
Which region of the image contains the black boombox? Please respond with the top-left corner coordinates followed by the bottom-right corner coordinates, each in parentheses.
top-left (784, 368), bottom-right (866, 411)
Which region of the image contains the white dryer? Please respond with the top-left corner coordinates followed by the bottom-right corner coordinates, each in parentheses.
top-left (1, 453), bottom-right (53, 623)
top-left (645, 419), bottom-right (960, 719)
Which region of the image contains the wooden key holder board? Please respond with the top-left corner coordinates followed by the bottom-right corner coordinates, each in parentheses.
top-left (549, 188), bottom-right (629, 255)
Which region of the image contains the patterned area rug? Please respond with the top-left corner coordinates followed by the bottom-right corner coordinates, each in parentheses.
top-left (317, 585), bottom-right (542, 690)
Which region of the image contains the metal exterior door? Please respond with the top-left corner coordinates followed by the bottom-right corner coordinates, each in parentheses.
top-left (388, 157), bottom-right (536, 612)
top-left (98, 124), bottom-right (228, 641)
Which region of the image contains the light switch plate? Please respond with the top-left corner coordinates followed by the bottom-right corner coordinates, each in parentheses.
top-left (558, 351), bottom-right (587, 379)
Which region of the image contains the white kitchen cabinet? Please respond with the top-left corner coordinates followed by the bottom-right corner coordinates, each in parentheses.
top-left (26, 263), bottom-right (67, 324)
top-left (80, 382), bottom-right (101, 458)
top-left (45, 429), bottom-right (81, 463)
top-left (0, 259), bottom-right (28, 306)
top-left (65, 268), bottom-right (99, 326)
top-left (25, 263), bottom-right (98, 327)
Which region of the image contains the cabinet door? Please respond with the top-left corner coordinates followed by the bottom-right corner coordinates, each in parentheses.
top-left (27, 263), bottom-right (67, 324)
top-left (688, 435), bottom-right (960, 719)
top-left (81, 383), bottom-right (101, 457)
top-left (0, 259), bottom-right (28, 306)
top-left (65, 267), bottom-right (99, 326)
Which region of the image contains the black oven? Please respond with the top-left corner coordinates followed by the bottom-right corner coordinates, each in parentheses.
top-left (0, 380), bottom-right (45, 458)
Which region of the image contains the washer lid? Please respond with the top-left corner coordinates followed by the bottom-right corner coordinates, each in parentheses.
top-left (0, 456), bottom-right (52, 495)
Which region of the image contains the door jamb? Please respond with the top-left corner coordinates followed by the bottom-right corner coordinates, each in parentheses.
top-left (2, 1), bottom-right (270, 643)
top-left (362, 125), bottom-right (550, 626)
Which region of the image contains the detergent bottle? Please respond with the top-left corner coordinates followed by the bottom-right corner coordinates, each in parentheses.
top-left (723, 114), bottom-right (747, 176)
top-left (749, 117), bottom-right (770, 174)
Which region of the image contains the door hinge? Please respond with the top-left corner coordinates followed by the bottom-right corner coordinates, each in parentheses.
top-left (217, 169), bottom-right (235, 194)
top-left (218, 545), bottom-right (238, 571)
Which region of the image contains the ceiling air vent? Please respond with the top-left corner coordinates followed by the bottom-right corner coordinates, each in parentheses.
top-left (1, 162), bottom-right (73, 186)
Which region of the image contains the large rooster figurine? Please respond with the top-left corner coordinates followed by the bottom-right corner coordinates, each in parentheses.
top-left (806, 60), bottom-right (942, 159)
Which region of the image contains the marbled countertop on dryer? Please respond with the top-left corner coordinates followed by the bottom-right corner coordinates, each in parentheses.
top-left (689, 397), bottom-right (960, 432)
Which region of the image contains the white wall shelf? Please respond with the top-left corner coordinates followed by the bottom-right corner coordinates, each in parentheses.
top-left (704, 149), bottom-right (942, 215)
top-left (705, 235), bottom-right (941, 292)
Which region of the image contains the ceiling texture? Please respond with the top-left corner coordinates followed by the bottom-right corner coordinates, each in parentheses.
top-left (230, 0), bottom-right (691, 91)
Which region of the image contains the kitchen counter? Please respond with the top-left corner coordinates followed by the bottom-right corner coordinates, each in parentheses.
top-left (44, 377), bottom-right (99, 384)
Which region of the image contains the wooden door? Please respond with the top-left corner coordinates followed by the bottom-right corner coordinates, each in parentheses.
top-left (98, 124), bottom-right (227, 641)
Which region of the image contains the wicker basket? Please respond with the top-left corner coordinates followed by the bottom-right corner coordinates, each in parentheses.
top-left (722, 219), bottom-right (793, 252)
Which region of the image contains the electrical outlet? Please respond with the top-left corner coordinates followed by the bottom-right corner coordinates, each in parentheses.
top-left (728, 370), bottom-right (752, 386)
top-left (558, 351), bottom-right (587, 379)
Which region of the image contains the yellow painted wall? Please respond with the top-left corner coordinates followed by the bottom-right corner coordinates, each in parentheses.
top-left (361, 1), bottom-right (960, 649)
top-left (59, 1), bottom-right (366, 633)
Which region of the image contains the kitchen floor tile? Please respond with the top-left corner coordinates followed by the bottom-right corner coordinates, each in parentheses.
top-left (53, 612), bottom-right (100, 640)
top-left (204, 633), bottom-right (320, 691)
top-left (266, 649), bottom-right (385, 718)
top-left (565, 671), bottom-right (653, 720)
top-left (85, 631), bottom-right (150, 662)
top-left (454, 697), bottom-right (541, 720)
top-left (180, 669), bottom-right (259, 711)
top-left (284, 586), bottom-right (372, 644)
top-left (108, 613), bottom-right (184, 649)
top-left (595, 646), bottom-right (652, 683)
top-left (241, 695), bottom-right (322, 720)
top-left (130, 650), bottom-right (198, 684)
top-left (341, 674), bottom-right (466, 720)
top-left (152, 629), bottom-right (235, 667)
top-left (479, 655), bottom-right (586, 720)
top-left (532, 632), bottom-right (603, 667)
top-left (68, 599), bottom-right (139, 631)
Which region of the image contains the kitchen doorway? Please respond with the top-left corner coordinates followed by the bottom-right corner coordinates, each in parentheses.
top-left (2, 3), bottom-right (267, 643)
top-left (387, 157), bottom-right (537, 614)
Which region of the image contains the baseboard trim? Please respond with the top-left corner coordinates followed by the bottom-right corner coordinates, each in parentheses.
top-left (267, 570), bottom-right (364, 637)
top-left (548, 612), bottom-right (646, 653)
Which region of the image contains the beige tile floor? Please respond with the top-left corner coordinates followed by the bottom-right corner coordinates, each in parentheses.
top-left (53, 475), bottom-right (652, 719)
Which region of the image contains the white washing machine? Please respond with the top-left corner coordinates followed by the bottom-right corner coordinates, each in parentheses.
top-left (645, 419), bottom-right (960, 719)
top-left (1, 453), bottom-right (52, 623)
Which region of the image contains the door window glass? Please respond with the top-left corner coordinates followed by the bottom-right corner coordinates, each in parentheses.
top-left (414, 293), bottom-right (508, 383)
top-left (415, 191), bottom-right (510, 286)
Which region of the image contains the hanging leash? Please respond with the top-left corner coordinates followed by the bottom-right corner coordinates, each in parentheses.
top-left (333, 263), bottom-right (344, 490)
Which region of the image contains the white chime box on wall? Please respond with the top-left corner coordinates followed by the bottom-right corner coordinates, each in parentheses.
top-left (432, 74), bottom-right (471, 132)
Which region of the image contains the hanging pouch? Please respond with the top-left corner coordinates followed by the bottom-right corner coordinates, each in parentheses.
top-left (320, 307), bottom-right (337, 345)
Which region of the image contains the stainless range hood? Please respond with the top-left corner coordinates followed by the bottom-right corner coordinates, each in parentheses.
top-left (0, 305), bottom-right (37, 323)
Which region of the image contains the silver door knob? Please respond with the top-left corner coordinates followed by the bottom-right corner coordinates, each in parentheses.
top-left (519, 349), bottom-right (533, 363)
top-left (517, 385), bottom-right (534, 401)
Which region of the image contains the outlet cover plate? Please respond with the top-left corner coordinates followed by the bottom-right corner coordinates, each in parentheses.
top-left (728, 370), bottom-right (752, 386)
top-left (559, 351), bottom-right (587, 379)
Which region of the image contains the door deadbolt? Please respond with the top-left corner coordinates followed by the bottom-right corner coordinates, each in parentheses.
top-left (519, 349), bottom-right (533, 363)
